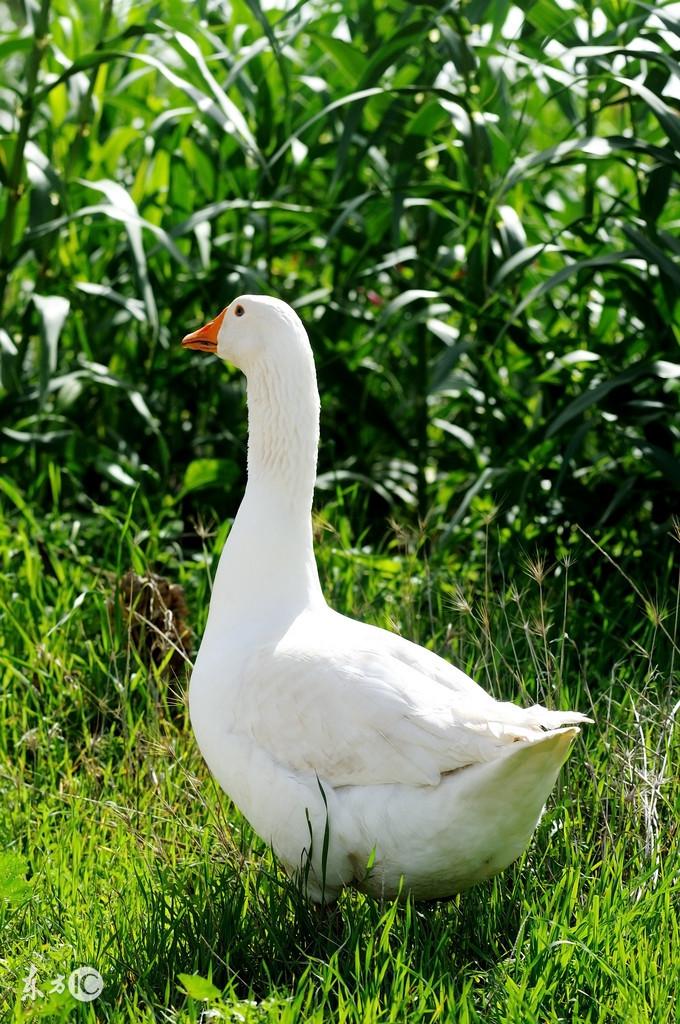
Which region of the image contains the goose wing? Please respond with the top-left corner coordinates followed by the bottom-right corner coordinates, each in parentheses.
top-left (234, 622), bottom-right (587, 788)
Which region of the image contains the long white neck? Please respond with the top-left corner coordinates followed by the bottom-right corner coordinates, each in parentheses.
top-left (207, 342), bottom-right (326, 636)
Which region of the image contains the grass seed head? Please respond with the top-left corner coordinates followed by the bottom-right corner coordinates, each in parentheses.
top-left (522, 550), bottom-right (551, 586)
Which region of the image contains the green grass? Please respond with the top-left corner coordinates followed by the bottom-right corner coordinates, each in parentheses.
top-left (1, 491), bottom-right (678, 1023)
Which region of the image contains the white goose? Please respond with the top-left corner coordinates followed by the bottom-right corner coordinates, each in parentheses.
top-left (182, 294), bottom-right (589, 903)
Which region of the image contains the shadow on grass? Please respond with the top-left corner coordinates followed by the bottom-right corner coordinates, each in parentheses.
top-left (104, 837), bottom-right (533, 1013)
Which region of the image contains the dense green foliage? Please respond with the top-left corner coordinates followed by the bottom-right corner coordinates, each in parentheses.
top-left (1, 1), bottom-right (679, 1021)
top-left (1, 0), bottom-right (678, 546)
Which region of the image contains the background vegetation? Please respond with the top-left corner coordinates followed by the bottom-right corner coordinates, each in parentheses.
top-left (1, 0), bottom-right (678, 542)
top-left (0, 0), bottom-right (678, 1021)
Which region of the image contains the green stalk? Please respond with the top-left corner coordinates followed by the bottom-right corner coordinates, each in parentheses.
top-left (581, 0), bottom-right (596, 341)
top-left (63, 0), bottom-right (114, 180)
top-left (414, 256), bottom-right (430, 524)
top-left (0, 0), bottom-right (52, 315)
top-left (583, 0), bottom-right (596, 224)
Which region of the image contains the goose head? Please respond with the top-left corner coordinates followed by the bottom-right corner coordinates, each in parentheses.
top-left (181, 294), bottom-right (308, 374)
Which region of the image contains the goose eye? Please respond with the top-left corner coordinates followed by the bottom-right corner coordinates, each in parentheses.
top-left (234, 304), bottom-right (245, 317)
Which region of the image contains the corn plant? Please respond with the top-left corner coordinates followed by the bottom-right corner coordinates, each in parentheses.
top-left (0, 0), bottom-right (678, 552)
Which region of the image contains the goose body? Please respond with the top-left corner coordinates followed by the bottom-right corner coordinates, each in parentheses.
top-left (183, 295), bottom-right (589, 902)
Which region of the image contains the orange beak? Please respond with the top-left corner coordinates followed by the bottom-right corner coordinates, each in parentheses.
top-left (181, 308), bottom-right (226, 353)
